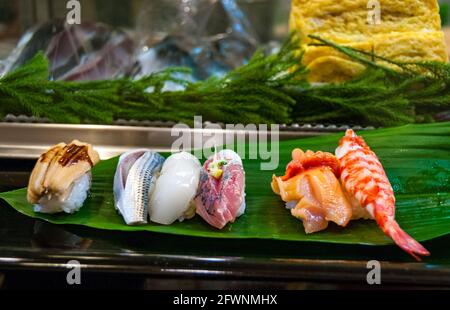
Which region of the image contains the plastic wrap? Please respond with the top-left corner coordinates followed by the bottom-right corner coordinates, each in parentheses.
top-left (0, 0), bottom-right (258, 82)
top-left (0, 19), bottom-right (134, 80)
top-left (132, 0), bottom-right (258, 80)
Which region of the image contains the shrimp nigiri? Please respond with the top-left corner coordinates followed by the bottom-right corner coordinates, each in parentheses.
top-left (336, 129), bottom-right (430, 260)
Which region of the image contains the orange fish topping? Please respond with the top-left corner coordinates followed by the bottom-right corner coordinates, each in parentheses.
top-left (281, 149), bottom-right (340, 181)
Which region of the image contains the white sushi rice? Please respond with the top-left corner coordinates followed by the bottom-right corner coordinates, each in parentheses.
top-left (34, 174), bottom-right (91, 214)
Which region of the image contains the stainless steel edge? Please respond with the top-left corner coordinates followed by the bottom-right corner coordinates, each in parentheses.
top-left (0, 249), bottom-right (449, 286)
top-left (0, 123), bottom-right (329, 160)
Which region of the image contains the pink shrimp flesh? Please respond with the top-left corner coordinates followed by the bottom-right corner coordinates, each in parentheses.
top-left (335, 129), bottom-right (430, 260)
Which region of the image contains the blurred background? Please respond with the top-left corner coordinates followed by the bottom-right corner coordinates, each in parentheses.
top-left (0, 0), bottom-right (291, 42)
top-left (0, 0), bottom-right (449, 81)
top-left (0, 0), bottom-right (292, 82)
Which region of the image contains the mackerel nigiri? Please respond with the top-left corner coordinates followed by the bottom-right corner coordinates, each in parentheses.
top-left (195, 150), bottom-right (246, 229)
top-left (113, 150), bottom-right (165, 225)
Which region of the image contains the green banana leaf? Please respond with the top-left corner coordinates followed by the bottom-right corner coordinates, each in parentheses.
top-left (0, 122), bottom-right (449, 245)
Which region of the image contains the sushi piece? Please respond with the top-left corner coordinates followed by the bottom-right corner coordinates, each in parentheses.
top-left (272, 149), bottom-right (355, 233)
top-left (113, 150), bottom-right (165, 225)
top-left (336, 129), bottom-right (430, 260)
top-left (195, 150), bottom-right (246, 229)
top-left (271, 149), bottom-right (371, 233)
top-left (149, 152), bottom-right (201, 225)
top-left (27, 140), bottom-right (100, 214)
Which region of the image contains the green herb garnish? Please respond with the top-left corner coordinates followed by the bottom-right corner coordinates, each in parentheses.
top-left (0, 34), bottom-right (449, 127)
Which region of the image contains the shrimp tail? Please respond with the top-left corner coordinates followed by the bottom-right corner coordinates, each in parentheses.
top-left (382, 219), bottom-right (430, 261)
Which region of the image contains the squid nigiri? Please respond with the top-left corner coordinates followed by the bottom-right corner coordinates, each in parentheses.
top-left (195, 150), bottom-right (246, 229)
top-left (336, 129), bottom-right (430, 260)
top-left (27, 140), bottom-right (100, 214)
top-left (149, 152), bottom-right (201, 225)
top-left (272, 149), bottom-right (370, 233)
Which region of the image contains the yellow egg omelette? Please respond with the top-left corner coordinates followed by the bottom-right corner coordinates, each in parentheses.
top-left (290, 0), bottom-right (448, 83)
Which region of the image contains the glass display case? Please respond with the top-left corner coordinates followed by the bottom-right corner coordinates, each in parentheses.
top-left (0, 0), bottom-right (449, 293)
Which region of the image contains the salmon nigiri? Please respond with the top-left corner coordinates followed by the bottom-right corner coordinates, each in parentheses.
top-left (272, 149), bottom-right (370, 233)
top-left (336, 129), bottom-right (430, 260)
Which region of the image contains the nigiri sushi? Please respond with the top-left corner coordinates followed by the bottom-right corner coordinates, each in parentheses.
top-left (27, 140), bottom-right (100, 214)
top-left (149, 152), bottom-right (201, 225)
top-left (336, 129), bottom-right (429, 260)
top-left (271, 149), bottom-right (371, 233)
top-left (113, 150), bottom-right (165, 225)
top-left (195, 149), bottom-right (246, 229)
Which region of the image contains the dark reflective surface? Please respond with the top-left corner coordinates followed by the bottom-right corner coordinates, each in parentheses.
top-left (0, 159), bottom-right (449, 288)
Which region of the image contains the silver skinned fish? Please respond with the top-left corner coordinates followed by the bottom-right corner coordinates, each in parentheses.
top-left (113, 150), bottom-right (165, 225)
